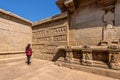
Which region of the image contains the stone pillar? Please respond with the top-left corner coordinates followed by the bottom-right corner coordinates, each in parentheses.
top-left (81, 49), bottom-right (93, 66)
top-left (65, 46), bottom-right (73, 63)
top-left (108, 51), bottom-right (120, 70)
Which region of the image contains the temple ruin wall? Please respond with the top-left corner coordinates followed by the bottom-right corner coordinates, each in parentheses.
top-left (0, 11), bottom-right (32, 59)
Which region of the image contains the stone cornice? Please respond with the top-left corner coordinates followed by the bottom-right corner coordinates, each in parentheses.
top-left (32, 12), bottom-right (67, 27)
top-left (56, 0), bottom-right (67, 12)
top-left (0, 9), bottom-right (32, 26)
top-left (56, 0), bottom-right (117, 12)
top-left (97, 0), bottom-right (117, 11)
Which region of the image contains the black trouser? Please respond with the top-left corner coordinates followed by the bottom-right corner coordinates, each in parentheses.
top-left (27, 55), bottom-right (31, 65)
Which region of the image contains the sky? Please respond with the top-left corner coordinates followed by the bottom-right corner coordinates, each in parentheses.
top-left (0, 0), bottom-right (61, 22)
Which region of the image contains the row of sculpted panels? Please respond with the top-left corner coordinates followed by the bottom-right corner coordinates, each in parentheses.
top-left (33, 25), bottom-right (67, 44)
top-left (33, 26), bottom-right (67, 38)
top-left (32, 18), bottom-right (68, 60)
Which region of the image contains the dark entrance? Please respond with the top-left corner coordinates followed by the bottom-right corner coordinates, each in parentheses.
top-left (93, 51), bottom-right (109, 63)
top-left (73, 50), bottom-right (82, 63)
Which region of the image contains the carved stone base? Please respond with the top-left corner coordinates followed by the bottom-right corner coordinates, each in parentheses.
top-left (109, 63), bottom-right (120, 70)
top-left (81, 59), bottom-right (93, 66)
top-left (65, 57), bottom-right (73, 63)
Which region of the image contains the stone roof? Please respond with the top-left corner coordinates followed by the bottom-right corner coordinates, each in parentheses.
top-left (0, 9), bottom-right (32, 25)
top-left (32, 12), bottom-right (67, 27)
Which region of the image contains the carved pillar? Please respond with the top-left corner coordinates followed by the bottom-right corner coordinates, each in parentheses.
top-left (81, 49), bottom-right (93, 66)
top-left (65, 46), bottom-right (73, 63)
top-left (108, 51), bottom-right (120, 70)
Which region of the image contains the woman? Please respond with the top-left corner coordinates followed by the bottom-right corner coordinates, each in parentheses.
top-left (25, 44), bottom-right (32, 65)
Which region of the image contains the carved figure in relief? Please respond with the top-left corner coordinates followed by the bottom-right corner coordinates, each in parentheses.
top-left (81, 52), bottom-right (93, 66)
top-left (85, 53), bottom-right (90, 60)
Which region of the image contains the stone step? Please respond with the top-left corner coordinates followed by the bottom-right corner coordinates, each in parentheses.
top-left (93, 63), bottom-right (108, 68)
top-left (93, 61), bottom-right (107, 65)
top-left (55, 61), bottom-right (120, 79)
top-left (93, 61), bottom-right (108, 68)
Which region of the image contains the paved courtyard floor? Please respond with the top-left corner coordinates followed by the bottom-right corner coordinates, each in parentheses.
top-left (0, 58), bottom-right (118, 80)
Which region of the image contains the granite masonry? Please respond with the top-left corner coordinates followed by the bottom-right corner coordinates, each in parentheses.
top-left (0, 9), bottom-right (32, 59)
top-left (0, 0), bottom-right (120, 79)
top-left (32, 0), bottom-right (120, 79)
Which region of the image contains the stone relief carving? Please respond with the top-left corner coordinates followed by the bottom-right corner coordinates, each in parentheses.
top-left (65, 46), bottom-right (73, 63)
top-left (53, 26), bottom-right (67, 34)
top-left (36, 37), bottom-right (51, 43)
top-left (53, 35), bottom-right (67, 41)
top-left (81, 47), bottom-right (93, 66)
top-left (33, 26), bottom-right (67, 38)
top-left (109, 53), bottom-right (120, 70)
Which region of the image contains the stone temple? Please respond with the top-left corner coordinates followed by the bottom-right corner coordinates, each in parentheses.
top-left (0, 0), bottom-right (120, 79)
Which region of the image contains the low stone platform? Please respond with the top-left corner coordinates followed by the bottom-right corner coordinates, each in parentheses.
top-left (0, 58), bottom-right (118, 80)
top-left (55, 61), bottom-right (120, 79)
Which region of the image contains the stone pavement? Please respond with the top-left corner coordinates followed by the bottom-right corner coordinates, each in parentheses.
top-left (0, 58), bottom-right (118, 80)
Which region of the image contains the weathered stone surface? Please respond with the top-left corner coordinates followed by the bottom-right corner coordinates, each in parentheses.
top-left (32, 0), bottom-right (120, 73)
top-left (0, 58), bottom-right (118, 80)
top-left (69, 3), bottom-right (105, 46)
top-left (0, 10), bottom-right (32, 53)
top-left (115, 1), bottom-right (120, 26)
top-left (32, 13), bottom-right (68, 60)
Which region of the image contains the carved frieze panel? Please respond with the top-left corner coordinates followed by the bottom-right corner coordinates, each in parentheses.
top-left (48, 26), bottom-right (67, 35)
top-left (33, 26), bottom-right (67, 38)
top-left (53, 35), bottom-right (67, 41)
top-left (36, 37), bottom-right (51, 43)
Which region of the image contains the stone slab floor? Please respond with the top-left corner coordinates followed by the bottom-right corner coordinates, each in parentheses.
top-left (0, 58), bottom-right (118, 80)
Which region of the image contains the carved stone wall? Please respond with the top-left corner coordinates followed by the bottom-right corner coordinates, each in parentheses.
top-left (32, 15), bottom-right (68, 60)
top-left (69, 2), bottom-right (105, 46)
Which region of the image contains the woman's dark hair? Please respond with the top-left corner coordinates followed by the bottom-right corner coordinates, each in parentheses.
top-left (25, 44), bottom-right (31, 53)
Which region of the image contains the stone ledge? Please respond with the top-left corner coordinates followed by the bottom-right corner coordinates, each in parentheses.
top-left (0, 56), bottom-right (26, 64)
top-left (55, 61), bottom-right (120, 79)
top-left (32, 12), bottom-right (67, 26)
top-left (0, 51), bottom-right (25, 55)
